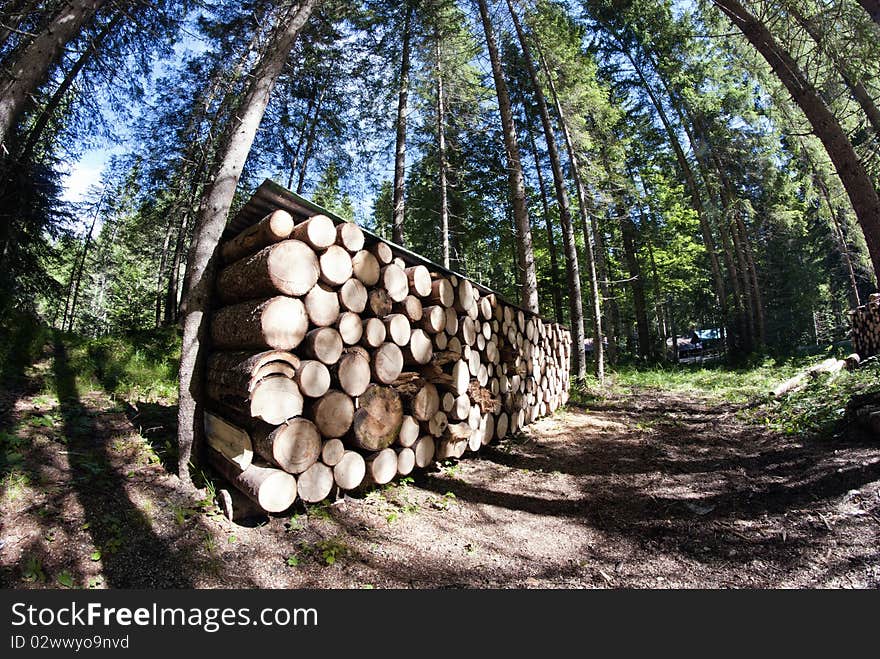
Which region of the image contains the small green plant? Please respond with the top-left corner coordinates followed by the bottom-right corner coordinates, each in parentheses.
top-left (2, 471), bottom-right (31, 501)
top-left (361, 584), bottom-right (375, 589)
top-left (285, 554), bottom-right (300, 567)
top-left (314, 539), bottom-right (348, 566)
top-left (306, 501), bottom-right (333, 521)
top-left (438, 462), bottom-right (462, 481)
top-left (285, 513), bottom-right (305, 532)
top-left (203, 534), bottom-right (218, 556)
top-left (227, 534), bottom-right (237, 544)
top-left (22, 556), bottom-right (45, 583)
top-left (87, 576), bottom-right (103, 589)
top-left (89, 550), bottom-right (102, 562)
top-left (56, 571), bottom-right (75, 588)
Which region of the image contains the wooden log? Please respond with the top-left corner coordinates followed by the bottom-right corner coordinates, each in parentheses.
top-left (252, 418), bottom-right (321, 474)
top-left (310, 389), bottom-right (354, 438)
top-left (420, 305), bottom-right (447, 334)
top-left (455, 278), bottom-right (475, 314)
top-left (296, 462), bottom-right (334, 503)
top-left (384, 313), bottom-right (412, 346)
top-left (217, 240), bottom-right (318, 302)
top-left (429, 278), bottom-right (454, 307)
top-left (436, 438), bottom-right (467, 460)
top-left (397, 295), bottom-right (423, 322)
top-left (404, 328), bottom-right (433, 365)
top-left (495, 411), bottom-right (509, 440)
top-left (305, 283), bottom-right (341, 327)
top-left (412, 436), bottom-right (435, 468)
top-left (293, 360), bottom-right (331, 398)
top-left (468, 380), bottom-right (500, 414)
top-left (204, 411), bottom-right (253, 471)
top-left (365, 448), bottom-right (397, 485)
top-left (434, 331), bottom-right (448, 350)
top-left (367, 288), bottom-right (393, 318)
top-left (361, 317), bottom-right (387, 348)
top-left (396, 447), bottom-right (416, 476)
top-left (467, 404), bottom-right (481, 431)
top-left (291, 214), bottom-right (336, 249)
top-left (409, 381), bottom-right (440, 421)
top-left (222, 209), bottom-right (294, 265)
top-left (479, 296), bottom-right (492, 321)
top-left (382, 263), bottom-right (409, 302)
top-left (207, 373), bottom-right (303, 425)
top-left (208, 448), bottom-right (296, 513)
top-left (217, 487), bottom-right (266, 523)
top-left (371, 241), bottom-right (394, 265)
top-left (444, 307), bottom-right (459, 336)
top-left (319, 245), bottom-right (353, 286)
top-left (372, 342), bottom-right (404, 384)
top-left (351, 384), bottom-right (403, 451)
top-left (337, 311), bottom-right (364, 345)
top-left (482, 413), bottom-right (495, 446)
top-left (333, 450), bottom-right (366, 490)
top-left (397, 415), bottom-right (420, 447)
top-left (304, 327), bottom-right (343, 365)
top-left (333, 348), bottom-right (371, 397)
top-left (460, 316), bottom-right (476, 346)
top-left (206, 350), bottom-right (300, 393)
top-left (467, 423), bottom-right (483, 452)
top-left (352, 249), bottom-right (380, 286)
top-left (336, 222), bottom-right (365, 252)
top-left (321, 438), bottom-right (346, 466)
top-left (449, 394), bottom-right (471, 421)
top-left (427, 411), bottom-right (448, 437)
top-left (845, 353), bottom-right (862, 370)
top-left (406, 265), bottom-right (432, 297)
top-left (211, 296), bottom-right (308, 351)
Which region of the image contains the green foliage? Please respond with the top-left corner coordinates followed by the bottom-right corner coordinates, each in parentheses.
top-left (48, 327), bottom-right (179, 401)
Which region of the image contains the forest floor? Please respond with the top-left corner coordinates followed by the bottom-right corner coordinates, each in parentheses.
top-left (2, 338), bottom-right (879, 588)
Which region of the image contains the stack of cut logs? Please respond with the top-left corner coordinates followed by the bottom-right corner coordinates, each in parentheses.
top-left (850, 292), bottom-right (880, 359)
top-left (204, 208), bottom-right (571, 513)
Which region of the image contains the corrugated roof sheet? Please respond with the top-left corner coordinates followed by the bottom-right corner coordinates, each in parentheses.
top-left (225, 179), bottom-right (566, 327)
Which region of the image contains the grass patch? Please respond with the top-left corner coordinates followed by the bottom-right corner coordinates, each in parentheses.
top-left (47, 327), bottom-right (180, 402)
top-left (582, 353), bottom-right (837, 404)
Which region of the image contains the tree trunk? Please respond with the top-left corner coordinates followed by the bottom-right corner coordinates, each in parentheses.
top-left (524, 116), bottom-right (563, 324)
top-left (295, 87), bottom-right (325, 195)
top-left (392, 5), bottom-right (411, 245)
top-left (538, 51), bottom-right (605, 383)
top-left (713, 0), bottom-right (880, 278)
top-left (615, 200), bottom-right (651, 358)
top-left (176, 0), bottom-right (319, 485)
top-left (66, 196), bottom-right (101, 332)
top-left (18, 9), bottom-right (122, 161)
top-left (435, 36), bottom-right (451, 270)
top-left (506, 2), bottom-right (585, 376)
top-left (0, 0), bottom-right (39, 51)
top-left (0, 0), bottom-right (107, 146)
top-left (155, 216), bottom-right (174, 328)
top-left (477, 0), bottom-right (539, 313)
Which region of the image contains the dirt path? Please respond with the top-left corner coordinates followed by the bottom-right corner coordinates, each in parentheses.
top-left (2, 353), bottom-right (879, 588)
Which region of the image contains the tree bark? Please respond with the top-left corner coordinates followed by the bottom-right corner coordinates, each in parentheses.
top-left (477, 0), bottom-right (539, 313)
top-left (538, 47), bottom-right (603, 381)
top-left (392, 4), bottom-right (411, 245)
top-left (0, 0), bottom-right (107, 146)
top-left (434, 35), bottom-right (451, 270)
top-left (66, 195), bottom-right (101, 332)
top-left (177, 0), bottom-right (319, 485)
top-left (713, 0), bottom-right (880, 278)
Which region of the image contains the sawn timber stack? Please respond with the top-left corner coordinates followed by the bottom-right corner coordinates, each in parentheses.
top-left (203, 182), bottom-right (571, 514)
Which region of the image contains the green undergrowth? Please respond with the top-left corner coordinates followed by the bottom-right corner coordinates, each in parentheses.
top-left (52, 327), bottom-right (181, 402)
top-left (583, 354), bottom-right (825, 404)
top-left (755, 358), bottom-right (880, 438)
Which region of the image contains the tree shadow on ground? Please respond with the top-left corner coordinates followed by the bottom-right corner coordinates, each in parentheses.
top-left (419, 398), bottom-right (880, 580)
top-left (52, 336), bottom-right (192, 588)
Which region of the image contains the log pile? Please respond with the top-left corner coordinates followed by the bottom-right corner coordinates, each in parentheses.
top-left (203, 207), bottom-right (572, 513)
top-left (850, 293), bottom-right (880, 359)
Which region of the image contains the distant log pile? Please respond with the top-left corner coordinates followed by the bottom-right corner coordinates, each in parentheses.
top-left (850, 293), bottom-right (880, 359)
top-left (203, 206), bottom-right (571, 514)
